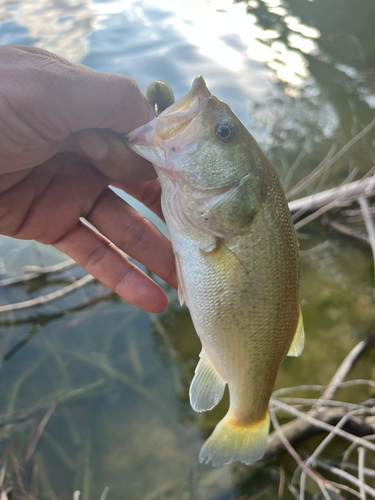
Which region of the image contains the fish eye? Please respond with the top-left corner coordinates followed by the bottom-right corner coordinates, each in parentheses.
top-left (214, 120), bottom-right (237, 143)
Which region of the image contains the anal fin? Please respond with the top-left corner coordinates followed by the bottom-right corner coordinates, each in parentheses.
top-left (189, 351), bottom-right (226, 412)
top-left (287, 309), bottom-right (305, 357)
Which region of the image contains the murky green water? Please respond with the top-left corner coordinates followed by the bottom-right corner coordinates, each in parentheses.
top-left (0, 1), bottom-right (375, 499)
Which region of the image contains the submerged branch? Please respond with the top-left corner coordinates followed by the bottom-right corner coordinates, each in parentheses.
top-left (0, 274), bottom-right (95, 314)
top-left (0, 259), bottom-right (77, 287)
top-left (0, 379), bottom-right (106, 428)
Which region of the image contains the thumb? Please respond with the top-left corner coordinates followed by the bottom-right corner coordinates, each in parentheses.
top-left (7, 46), bottom-right (153, 136)
top-left (55, 67), bottom-right (153, 135)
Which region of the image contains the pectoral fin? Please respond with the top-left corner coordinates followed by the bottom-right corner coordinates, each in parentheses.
top-left (189, 351), bottom-right (226, 412)
top-left (174, 252), bottom-right (188, 307)
top-left (287, 309), bottom-right (305, 357)
top-left (200, 240), bottom-right (251, 285)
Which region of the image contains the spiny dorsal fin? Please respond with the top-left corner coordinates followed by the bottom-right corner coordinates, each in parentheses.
top-left (189, 351), bottom-right (226, 412)
top-left (287, 309), bottom-right (305, 357)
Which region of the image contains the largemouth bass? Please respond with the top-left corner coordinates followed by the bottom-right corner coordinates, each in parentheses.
top-left (125, 77), bottom-right (304, 467)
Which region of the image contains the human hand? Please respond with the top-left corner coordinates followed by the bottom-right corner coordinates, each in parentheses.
top-left (0, 46), bottom-right (176, 313)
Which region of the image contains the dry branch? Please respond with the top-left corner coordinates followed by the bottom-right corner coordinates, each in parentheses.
top-left (25, 402), bottom-right (57, 462)
top-left (0, 379), bottom-right (106, 428)
top-left (287, 177), bottom-right (375, 214)
top-left (360, 197), bottom-right (375, 297)
top-left (0, 274), bottom-right (95, 314)
top-left (316, 333), bottom-right (375, 406)
top-left (248, 335), bottom-right (375, 474)
top-left (0, 259), bottom-right (76, 287)
top-left (286, 117), bottom-right (375, 199)
top-left (323, 217), bottom-right (370, 245)
top-left (314, 459), bottom-right (375, 498)
top-left (288, 177), bottom-right (375, 215)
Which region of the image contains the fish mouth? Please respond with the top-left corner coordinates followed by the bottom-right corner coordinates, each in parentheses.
top-left (159, 76), bottom-right (211, 122)
top-left (125, 76), bottom-right (211, 165)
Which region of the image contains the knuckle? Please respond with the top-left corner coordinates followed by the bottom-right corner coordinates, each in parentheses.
top-left (85, 240), bottom-right (114, 271)
top-left (141, 182), bottom-right (162, 211)
top-left (113, 265), bottom-right (136, 295)
top-left (118, 216), bottom-right (151, 255)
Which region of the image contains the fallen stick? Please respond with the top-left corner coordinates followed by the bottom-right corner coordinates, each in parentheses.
top-left (288, 177), bottom-right (375, 214)
top-left (360, 196), bottom-right (375, 298)
top-left (250, 407), bottom-right (375, 473)
top-left (0, 259), bottom-right (76, 287)
top-left (0, 379), bottom-right (106, 428)
top-left (286, 117), bottom-right (375, 199)
top-left (315, 333), bottom-right (375, 406)
top-left (245, 336), bottom-right (375, 473)
top-left (314, 458), bottom-right (375, 498)
top-left (25, 402), bottom-right (57, 462)
top-left (0, 274), bottom-right (95, 314)
top-left (322, 217), bottom-right (370, 245)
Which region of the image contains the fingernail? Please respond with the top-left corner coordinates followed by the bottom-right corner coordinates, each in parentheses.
top-left (77, 130), bottom-right (109, 161)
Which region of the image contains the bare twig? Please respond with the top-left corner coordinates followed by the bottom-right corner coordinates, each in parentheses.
top-left (294, 190), bottom-right (358, 230)
top-left (278, 464), bottom-right (285, 498)
top-left (288, 177), bottom-right (375, 213)
top-left (358, 447), bottom-right (366, 500)
top-left (342, 435), bottom-right (375, 469)
top-left (99, 487), bottom-right (110, 500)
top-left (287, 143), bottom-right (337, 199)
top-left (25, 402), bottom-right (57, 462)
top-left (299, 240), bottom-right (331, 257)
top-left (323, 216), bottom-right (370, 245)
top-left (69, 351), bottom-right (170, 415)
top-left (82, 440), bottom-right (91, 500)
top-left (0, 274), bottom-right (95, 314)
top-left (271, 399), bottom-right (375, 454)
top-left (299, 412), bottom-right (352, 494)
top-left (274, 380), bottom-right (375, 398)
top-left (42, 430), bottom-right (76, 470)
top-left (0, 259), bottom-right (77, 286)
top-left (286, 117), bottom-right (375, 199)
top-left (316, 333), bottom-right (375, 406)
top-left (330, 481), bottom-right (362, 499)
top-left (30, 463), bottom-right (39, 500)
top-left (359, 197), bottom-right (375, 298)
top-left (0, 379), bottom-right (106, 428)
top-left (34, 453), bottom-right (59, 500)
top-left (340, 460), bottom-right (375, 479)
top-left (269, 409), bottom-right (339, 500)
top-left (291, 155), bottom-right (361, 224)
top-left (315, 459), bottom-right (375, 498)
top-left (0, 462), bottom-right (11, 500)
top-left (282, 139), bottom-right (309, 190)
top-left (12, 455), bottom-right (28, 499)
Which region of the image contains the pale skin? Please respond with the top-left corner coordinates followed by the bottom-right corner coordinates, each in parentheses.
top-left (0, 45), bottom-right (177, 313)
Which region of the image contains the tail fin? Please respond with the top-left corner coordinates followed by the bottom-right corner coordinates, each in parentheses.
top-left (199, 411), bottom-right (270, 467)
